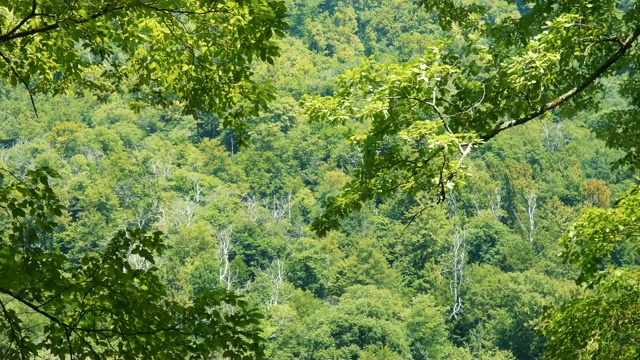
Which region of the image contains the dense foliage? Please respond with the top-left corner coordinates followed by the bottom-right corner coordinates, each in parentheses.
top-left (1, 0), bottom-right (639, 359)
top-left (0, 0), bottom-right (286, 358)
top-left (0, 0), bottom-right (287, 137)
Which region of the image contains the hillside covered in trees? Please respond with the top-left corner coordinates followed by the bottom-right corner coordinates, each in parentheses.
top-left (1, 0), bottom-right (639, 359)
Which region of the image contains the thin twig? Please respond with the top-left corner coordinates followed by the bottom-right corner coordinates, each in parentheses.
top-left (0, 51), bottom-right (38, 117)
top-left (0, 298), bottom-right (17, 359)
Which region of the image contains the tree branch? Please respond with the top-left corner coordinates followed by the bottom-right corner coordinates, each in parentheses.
top-left (70, 327), bottom-right (100, 359)
top-left (36, 267), bottom-right (99, 309)
top-left (1, 0), bottom-right (37, 41)
top-left (140, 1), bottom-right (222, 16)
top-left (64, 327), bottom-right (73, 360)
top-left (482, 27), bottom-right (640, 142)
top-left (0, 5), bottom-right (120, 44)
top-left (0, 51), bottom-right (38, 117)
top-left (0, 287), bottom-right (71, 332)
top-left (0, 298), bottom-right (17, 359)
top-left (0, 286), bottom-right (191, 338)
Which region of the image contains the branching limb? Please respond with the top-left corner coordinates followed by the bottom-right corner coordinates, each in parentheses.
top-left (0, 286), bottom-right (191, 340)
top-left (0, 51), bottom-right (38, 117)
top-left (482, 27), bottom-right (640, 142)
top-left (1, 0), bottom-right (37, 41)
top-left (0, 298), bottom-right (17, 359)
top-left (36, 267), bottom-right (99, 309)
top-left (0, 5), bottom-right (121, 44)
top-left (64, 328), bottom-right (73, 360)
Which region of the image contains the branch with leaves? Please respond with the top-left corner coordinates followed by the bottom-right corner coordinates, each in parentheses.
top-left (304, 4), bottom-right (640, 234)
top-left (0, 168), bottom-right (264, 358)
top-left (0, 0), bottom-right (288, 141)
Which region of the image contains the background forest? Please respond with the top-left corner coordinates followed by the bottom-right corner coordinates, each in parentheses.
top-left (0, 0), bottom-right (639, 359)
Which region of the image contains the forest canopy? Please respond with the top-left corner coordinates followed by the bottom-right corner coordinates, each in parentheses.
top-left (1, 0), bottom-right (639, 359)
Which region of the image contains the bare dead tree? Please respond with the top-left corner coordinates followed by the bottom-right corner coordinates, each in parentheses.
top-left (442, 228), bottom-right (466, 319)
top-left (171, 198), bottom-right (197, 227)
top-left (243, 194), bottom-right (259, 222)
top-left (191, 177), bottom-right (202, 203)
top-left (150, 158), bottom-right (173, 180)
top-left (216, 227), bottom-right (236, 291)
top-left (447, 191), bottom-right (458, 220)
top-left (515, 190), bottom-right (538, 243)
top-left (84, 148), bottom-right (104, 162)
top-left (488, 187), bottom-right (503, 221)
top-left (264, 195), bottom-right (293, 223)
top-left (217, 229), bottom-right (231, 288)
top-left (216, 227), bottom-right (238, 290)
top-left (151, 160), bottom-right (161, 179)
top-left (268, 258), bottom-right (285, 305)
top-left (134, 207), bottom-right (156, 229)
top-left (337, 148), bottom-right (363, 171)
top-left (541, 122), bottom-right (564, 152)
top-left (114, 182), bottom-right (135, 203)
top-left (127, 243), bottom-right (153, 271)
top-left (269, 197), bottom-right (285, 222)
top-left (287, 191), bottom-right (292, 222)
top-left (156, 202), bottom-right (167, 228)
